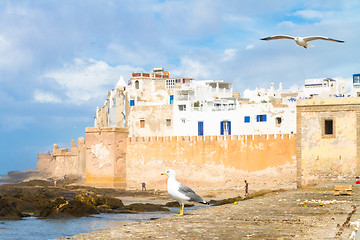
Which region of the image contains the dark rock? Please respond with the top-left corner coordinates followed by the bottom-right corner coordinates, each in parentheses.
top-left (165, 201), bottom-right (194, 207)
top-left (0, 195), bottom-right (24, 220)
top-left (95, 195), bottom-right (124, 209)
top-left (75, 192), bottom-right (96, 206)
top-left (126, 203), bottom-right (170, 212)
top-left (57, 200), bottom-right (99, 217)
top-left (18, 180), bottom-right (53, 187)
top-left (16, 193), bottom-right (51, 212)
top-left (209, 196), bottom-right (244, 206)
top-left (38, 197), bottom-right (99, 219)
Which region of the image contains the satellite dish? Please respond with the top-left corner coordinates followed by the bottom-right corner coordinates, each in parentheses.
top-left (164, 71), bottom-right (170, 77)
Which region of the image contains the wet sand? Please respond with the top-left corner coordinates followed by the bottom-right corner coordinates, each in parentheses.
top-left (56, 181), bottom-right (360, 239)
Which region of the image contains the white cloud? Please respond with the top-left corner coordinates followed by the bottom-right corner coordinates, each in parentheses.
top-left (0, 35), bottom-right (32, 72)
top-left (33, 89), bottom-right (61, 103)
top-left (107, 44), bottom-right (157, 66)
top-left (292, 10), bottom-right (331, 20)
top-left (276, 21), bottom-right (296, 28)
top-left (42, 58), bottom-right (142, 104)
top-left (175, 57), bottom-right (213, 79)
top-left (246, 45), bottom-right (255, 50)
top-left (222, 48), bottom-right (237, 61)
top-left (223, 14), bottom-right (254, 24)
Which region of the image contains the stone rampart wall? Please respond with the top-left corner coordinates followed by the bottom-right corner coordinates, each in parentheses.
top-left (36, 138), bottom-right (86, 179)
top-left (39, 127), bottom-right (297, 190)
top-left (126, 133), bottom-right (297, 190)
top-left (36, 152), bottom-right (52, 173)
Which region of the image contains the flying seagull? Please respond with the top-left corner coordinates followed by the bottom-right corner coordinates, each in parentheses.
top-left (161, 169), bottom-right (209, 216)
top-left (261, 35), bottom-right (344, 48)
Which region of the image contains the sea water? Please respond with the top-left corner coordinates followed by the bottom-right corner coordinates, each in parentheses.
top-left (0, 174), bottom-right (205, 239)
top-left (0, 206), bottom-right (205, 240)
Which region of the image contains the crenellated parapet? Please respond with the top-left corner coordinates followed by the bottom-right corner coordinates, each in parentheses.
top-left (128, 133), bottom-right (295, 143)
top-left (37, 137), bottom-right (86, 178)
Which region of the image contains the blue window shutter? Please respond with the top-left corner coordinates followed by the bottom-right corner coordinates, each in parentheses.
top-left (244, 116), bottom-right (250, 123)
top-left (198, 121), bottom-right (204, 136)
top-left (228, 121), bottom-right (231, 135)
top-left (220, 121), bottom-right (224, 135)
top-left (263, 114), bottom-right (267, 122)
top-left (256, 115), bottom-right (260, 122)
top-left (130, 100), bottom-right (135, 106)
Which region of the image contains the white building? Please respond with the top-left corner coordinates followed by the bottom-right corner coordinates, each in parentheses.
top-left (173, 81), bottom-right (295, 136)
top-left (94, 68), bottom-right (297, 137)
top-left (299, 78), bottom-right (346, 98)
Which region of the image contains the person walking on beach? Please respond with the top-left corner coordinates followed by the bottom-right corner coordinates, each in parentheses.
top-left (142, 182), bottom-right (146, 191)
top-left (244, 180), bottom-right (249, 197)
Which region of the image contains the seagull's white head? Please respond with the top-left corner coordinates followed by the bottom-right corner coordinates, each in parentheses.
top-left (161, 169), bottom-right (176, 178)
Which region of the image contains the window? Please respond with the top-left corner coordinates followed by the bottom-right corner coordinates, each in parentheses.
top-left (354, 74), bottom-right (360, 84)
top-left (244, 116), bottom-right (250, 123)
top-left (166, 119), bottom-right (171, 127)
top-left (178, 105), bottom-right (186, 111)
top-left (181, 118), bottom-right (186, 123)
top-left (140, 119), bottom-right (145, 128)
top-left (275, 117), bottom-right (282, 126)
top-left (130, 100), bottom-right (135, 106)
top-left (322, 118), bottom-right (335, 138)
top-left (256, 114), bottom-right (267, 122)
top-left (220, 121), bottom-right (231, 135)
top-left (135, 80), bottom-right (139, 89)
top-left (166, 78), bottom-right (182, 89)
top-left (324, 120), bottom-right (333, 134)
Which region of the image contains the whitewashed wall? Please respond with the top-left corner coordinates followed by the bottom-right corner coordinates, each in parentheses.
top-left (173, 102), bottom-right (296, 136)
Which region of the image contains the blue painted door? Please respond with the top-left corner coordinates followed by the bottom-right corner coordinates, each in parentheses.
top-left (170, 95), bottom-right (174, 104)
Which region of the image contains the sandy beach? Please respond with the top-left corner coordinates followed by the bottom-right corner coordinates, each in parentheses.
top-left (55, 180), bottom-right (360, 239)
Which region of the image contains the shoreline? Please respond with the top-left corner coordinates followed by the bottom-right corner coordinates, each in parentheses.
top-left (56, 180), bottom-right (360, 239)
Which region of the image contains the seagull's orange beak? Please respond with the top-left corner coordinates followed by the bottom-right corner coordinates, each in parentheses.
top-left (161, 172), bottom-right (166, 175)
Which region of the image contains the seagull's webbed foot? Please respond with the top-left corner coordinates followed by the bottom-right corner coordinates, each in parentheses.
top-left (175, 204), bottom-right (184, 216)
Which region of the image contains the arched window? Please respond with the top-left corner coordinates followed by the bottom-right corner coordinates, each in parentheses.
top-left (135, 80), bottom-right (139, 89)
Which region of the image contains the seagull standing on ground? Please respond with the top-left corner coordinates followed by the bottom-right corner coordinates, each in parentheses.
top-left (261, 35), bottom-right (344, 48)
top-left (161, 169), bottom-right (209, 216)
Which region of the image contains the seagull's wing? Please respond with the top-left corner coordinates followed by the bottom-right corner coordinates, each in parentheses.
top-left (261, 35), bottom-right (295, 41)
top-left (303, 36), bottom-right (344, 43)
top-left (178, 183), bottom-right (205, 203)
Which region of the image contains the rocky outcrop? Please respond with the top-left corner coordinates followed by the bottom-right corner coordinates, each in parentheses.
top-left (94, 195), bottom-right (125, 210)
top-left (0, 182), bottom-right (170, 220)
top-left (38, 197), bottom-right (99, 219)
top-left (165, 201), bottom-right (194, 208)
top-left (0, 195), bottom-right (28, 220)
top-left (125, 203), bottom-right (170, 212)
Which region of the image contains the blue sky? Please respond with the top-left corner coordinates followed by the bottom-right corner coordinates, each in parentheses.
top-left (1, 0), bottom-right (359, 174)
